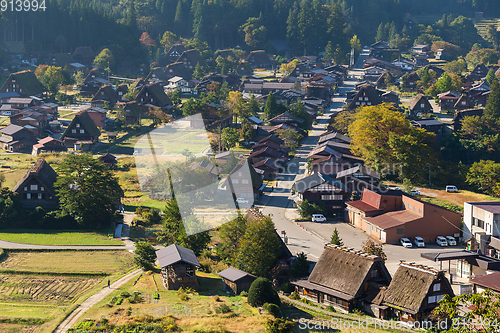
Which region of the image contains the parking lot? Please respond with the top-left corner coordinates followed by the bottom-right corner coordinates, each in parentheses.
top-left (299, 220), bottom-right (463, 275)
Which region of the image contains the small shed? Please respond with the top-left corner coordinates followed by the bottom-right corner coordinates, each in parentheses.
top-left (156, 244), bottom-right (201, 290)
top-left (218, 267), bottom-right (257, 295)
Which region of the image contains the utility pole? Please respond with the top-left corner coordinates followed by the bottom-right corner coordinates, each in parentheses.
top-left (428, 164), bottom-right (431, 186)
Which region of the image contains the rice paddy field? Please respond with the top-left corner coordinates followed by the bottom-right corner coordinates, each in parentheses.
top-left (0, 250), bottom-right (135, 333)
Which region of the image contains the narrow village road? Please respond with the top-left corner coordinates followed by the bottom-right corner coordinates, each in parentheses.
top-left (258, 74), bottom-right (359, 262)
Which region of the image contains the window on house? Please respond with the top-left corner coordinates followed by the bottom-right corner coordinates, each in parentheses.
top-left (421, 103), bottom-right (425, 108)
top-left (437, 295), bottom-right (444, 302)
top-left (26, 193), bottom-right (31, 199)
top-left (80, 129), bottom-right (84, 134)
top-left (72, 129), bottom-right (76, 133)
top-left (419, 208), bottom-right (422, 213)
top-left (145, 92), bottom-right (148, 96)
top-left (428, 295), bottom-right (437, 303)
top-left (242, 179), bottom-right (249, 184)
top-left (30, 185), bottom-right (38, 191)
top-left (408, 204), bottom-right (412, 209)
top-left (414, 206), bottom-right (417, 211)
top-left (38, 193), bottom-right (42, 199)
top-left (367, 102), bottom-right (371, 105)
top-left (462, 101), bottom-right (466, 105)
top-left (372, 225), bottom-right (377, 231)
top-left (232, 179), bottom-right (239, 184)
top-left (41, 187), bottom-right (44, 191)
top-left (24, 187), bottom-right (27, 191)
top-left (321, 195), bottom-right (343, 200)
top-left (371, 270), bottom-right (377, 278)
top-left (397, 228), bottom-right (404, 234)
top-left (433, 283), bottom-right (441, 292)
top-left (76, 123), bottom-right (80, 128)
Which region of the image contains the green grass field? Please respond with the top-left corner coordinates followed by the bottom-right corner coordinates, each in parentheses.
top-left (0, 251), bottom-right (134, 274)
top-left (0, 230), bottom-right (123, 246)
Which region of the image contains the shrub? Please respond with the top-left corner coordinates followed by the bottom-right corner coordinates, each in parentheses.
top-left (129, 292), bottom-right (143, 304)
top-left (178, 293), bottom-right (189, 301)
top-left (215, 304), bottom-right (232, 314)
top-left (115, 297), bottom-right (123, 305)
top-left (126, 307), bottom-right (132, 316)
top-left (300, 298), bottom-right (313, 305)
top-left (263, 303), bottom-right (282, 317)
top-left (326, 305), bottom-right (336, 312)
top-left (153, 292), bottom-right (159, 299)
top-left (264, 318), bottom-right (294, 333)
top-left (279, 282), bottom-right (294, 293)
top-left (288, 292), bottom-right (300, 300)
top-left (239, 291), bottom-right (248, 297)
top-left (248, 277), bottom-right (281, 307)
top-left (120, 291), bottom-right (131, 298)
top-left (213, 295), bottom-right (221, 302)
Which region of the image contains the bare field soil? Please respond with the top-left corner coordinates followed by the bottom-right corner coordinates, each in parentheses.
top-left (0, 274), bottom-right (100, 304)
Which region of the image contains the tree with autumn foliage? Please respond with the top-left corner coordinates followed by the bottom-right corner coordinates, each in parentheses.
top-left (139, 32), bottom-right (157, 47)
top-left (362, 239), bottom-right (387, 261)
top-left (226, 91), bottom-right (245, 122)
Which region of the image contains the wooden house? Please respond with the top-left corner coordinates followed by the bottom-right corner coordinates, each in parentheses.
top-left (408, 93), bottom-right (433, 116)
top-left (156, 244), bottom-right (200, 290)
top-left (292, 244), bottom-right (392, 317)
top-left (0, 124), bottom-right (36, 152)
top-left (146, 67), bottom-right (170, 85)
top-left (268, 111), bottom-right (304, 127)
top-left (252, 158), bottom-right (279, 179)
top-left (218, 267), bottom-right (257, 295)
top-left (0, 70), bottom-right (44, 97)
top-left (437, 91), bottom-right (460, 110)
top-left (347, 84), bottom-right (382, 110)
top-left (12, 158), bottom-right (59, 210)
top-left (383, 262), bottom-right (454, 322)
top-left (99, 153), bottom-right (117, 167)
top-left (470, 271), bottom-right (500, 293)
top-left (119, 101), bottom-right (142, 125)
top-left (227, 160), bottom-right (265, 201)
top-left (72, 46), bottom-right (95, 65)
top-left (454, 94), bottom-right (473, 110)
top-left (404, 72), bottom-right (419, 90)
top-left (91, 85), bottom-right (119, 107)
top-left (31, 137), bottom-right (67, 156)
top-left (60, 110), bottom-right (101, 149)
top-left (162, 44), bottom-right (186, 65)
top-left (135, 83), bottom-right (172, 110)
top-left (468, 63), bottom-right (488, 82)
top-left (245, 50), bottom-right (272, 69)
top-left (235, 61), bottom-right (253, 77)
top-left (293, 172), bottom-right (349, 212)
top-left (336, 165), bottom-right (380, 192)
top-left (249, 146), bottom-right (285, 165)
top-left (411, 119), bottom-right (444, 136)
top-left (177, 49), bottom-right (206, 70)
top-left (165, 62), bottom-right (193, 80)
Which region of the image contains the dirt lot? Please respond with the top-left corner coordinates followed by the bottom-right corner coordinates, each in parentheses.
top-left (415, 187), bottom-right (499, 206)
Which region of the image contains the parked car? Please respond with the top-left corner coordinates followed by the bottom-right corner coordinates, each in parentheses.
top-left (235, 198), bottom-right (249, 204)
top-left (414, 237), bottom-right (425, 247)
top-left (446, 236), bottom-right (457, 246)
top-left (446, 185), bottom-right (458, 193)
top-left (436, 236), bottom-right (448, 246)
top-left (400, 238), bottom-right (412, 248)
top-left (410, 190), bottom-right (420, 196)
top-left (312, 214), bottom-right (326, 222)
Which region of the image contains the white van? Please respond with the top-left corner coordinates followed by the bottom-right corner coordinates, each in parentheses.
top-left (446, 236), bottom-right (457, 246)
top-left (312, 214), bottom-right (326, 222)
top-left (436, 236), bottom-right (448, 246)
top-left (446, 185), bottom-right (458, 193)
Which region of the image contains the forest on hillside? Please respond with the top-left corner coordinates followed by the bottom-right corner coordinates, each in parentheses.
top-left (0, 0), bottom-right (499, 67)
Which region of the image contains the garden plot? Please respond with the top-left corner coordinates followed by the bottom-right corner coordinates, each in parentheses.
top-left (0, 274), bottom-right (100, 304)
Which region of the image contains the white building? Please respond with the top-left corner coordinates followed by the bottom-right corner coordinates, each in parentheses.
top-left (464, 201), bottom-right (500, 257)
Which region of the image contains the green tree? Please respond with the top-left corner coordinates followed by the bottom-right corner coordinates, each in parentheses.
top-left (486, 68), bottom-right (497, 85)
top-left (216, 213), bottom-right (248, 263)
top-left (54, 154), bottom-right (122, 228)
top-left (290, 252), bottom-right (310, 277)
top-left (263, 92), bottom-right (279, 120)
top-left (134, 241), bottom-right (157, 271)
top-left (160, 31), bottom-right (178, 51)
top-left (484, 77), bottom-right (500, 118)
top-left (330, 228), bottom-right (343, 246)
top-left (226, 91), bottom-right (245, 122)
top-left (276, 128), bottom-right (302, 151)
top-left (155, 198), bottom-right (211, 256)
top-left (240, 15), bottom-right (267, 47)
top-left (466, 160), bottom-right (500, 195)
top-left (433, 289), bottom-right (500, 333)
top-left (247, 277), bottom-right (281, 307)
top-left (350, 35), bottom-right (362, 60)
top-left (192, 62), bottom-right (205, 80)
top-left (93, 48), bottom-right (115, 69)
top-left (73, 70), bottom-right (85, 85)
top-left (265, 318), bottom-right (294, 333)
top-left (233, 216), bottom-right (281, 276)
top-left (221, 127), bottom-right (239, 150)
top-left (362, 239), bottom-right (387, 261)
top-left (38, 66), bottom-right (69, 94)
top-left (0, 188), bottom-right (20, 228)
top-left (241, 118), bottom-right (254, 143)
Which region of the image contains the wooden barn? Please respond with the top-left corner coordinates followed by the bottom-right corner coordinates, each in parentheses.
top-left (156, 244), bottom-right (201, 290)
top-left (218, 267), bottom-right (257, 295)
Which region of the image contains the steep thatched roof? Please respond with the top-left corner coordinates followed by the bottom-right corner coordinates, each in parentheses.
top-left (408, 93), bottom-right (432, 111)
top-left (347, 84), bottom-right (382, 110)
top-left (383, 262), bottom-right (453, 314)
top-left (1, 71), bottom-right (44, 96)
top-left (12, 159), bottom-right (58, 196)
top-left (308, 244), bottom-right (388, 297)
top-left (61, 110), bottom-right (101, 139)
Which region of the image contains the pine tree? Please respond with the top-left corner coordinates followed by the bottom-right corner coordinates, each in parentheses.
top-left (286, 3), bottom-right (300, 53)
top-left (263, 92), bottom-right (278, 120)
top-left (330, 228), bottom-right (343, 246)
top-left (192, 62), bottom-right (204, 80)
